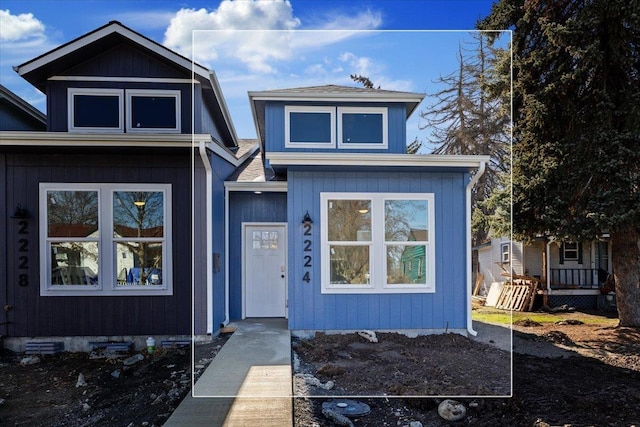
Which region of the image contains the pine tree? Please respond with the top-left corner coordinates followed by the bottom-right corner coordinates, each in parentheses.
top-left (480, 0), bottom-right (640, 326)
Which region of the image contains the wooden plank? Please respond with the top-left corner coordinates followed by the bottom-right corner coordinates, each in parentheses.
top-left (473, 273), bottom-right (484, 296)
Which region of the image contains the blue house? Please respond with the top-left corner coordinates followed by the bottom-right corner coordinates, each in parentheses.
top-left (228, 85), bottom-right (488, 335)
top-left (0, 22), bottom-right (487, 351)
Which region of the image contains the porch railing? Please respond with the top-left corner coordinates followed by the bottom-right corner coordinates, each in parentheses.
top-left (550, 268), bottom-right (603, 289)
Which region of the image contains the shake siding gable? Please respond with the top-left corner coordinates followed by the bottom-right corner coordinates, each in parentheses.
top-left (287, 170), bottom-right (468, 331)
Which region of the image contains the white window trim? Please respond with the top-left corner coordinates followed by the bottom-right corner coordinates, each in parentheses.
top-left (126, 89), bottom-right (181, 133)
top-left (337, 106), bottom-right (388, 149)
top-left (321, 192), bottom-right (435, 294)
top-left (39, 183), bottom-right (172, 296)
top-left (501, 242), bottom-right (510, 263)
top-left (284, 105), bottom-right (336, 148)
top-left (68, 88), bottom-right (124, 133)
top-left (563, 241), bottom-right (579, 261)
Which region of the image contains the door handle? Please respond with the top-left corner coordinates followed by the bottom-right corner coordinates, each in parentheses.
top-left (281, 274), bottom-right (285, 278)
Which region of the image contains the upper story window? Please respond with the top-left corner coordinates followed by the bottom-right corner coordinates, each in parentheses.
top-left (285, 105), bottom-right (335, 148)
top-left (68, 88), bottom-right (124, 132)
top-left (284, 105), bottom-right (388, 149)
top-left (500, 242), bottom-right (510, 263)
top-left (321, 192), bottom-right (435, 294)
top-left (338, 107), bottom-right (388, 149)
top-left (68, 88), bottom-right (180, 133)
top-left (40, 183), bottom-right (172, 296)
top-left (126, 90), bottom-right (181, 133)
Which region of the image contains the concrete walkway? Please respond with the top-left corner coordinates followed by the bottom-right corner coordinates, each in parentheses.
top-left (164, 318), bottom-right (292, 427)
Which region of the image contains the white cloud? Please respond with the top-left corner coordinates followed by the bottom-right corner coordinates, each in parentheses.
top-left (0, 9), bottom-right (45, 41)
top-left (338, 51), bottom-right (413, 92)
top-left (163, 0), bottom-right (381, 73)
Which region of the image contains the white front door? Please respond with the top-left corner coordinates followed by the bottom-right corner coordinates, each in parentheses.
top-left (244, 224), bottom-right (287, 318)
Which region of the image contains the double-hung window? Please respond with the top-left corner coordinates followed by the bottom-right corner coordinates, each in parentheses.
top-left (40, 183), bottom-right (172, 296)
top-left (321, 192), bottom-right (435, 294)
top-left (500, 243), bottom-right (510, 263)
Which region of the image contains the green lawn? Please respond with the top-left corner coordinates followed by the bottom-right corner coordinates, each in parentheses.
top-left (472, 306), bottom-right (619, 326)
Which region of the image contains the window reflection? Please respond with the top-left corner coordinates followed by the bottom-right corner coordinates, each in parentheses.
top-left (50, 242), bottom-right (98, 286)
top-left (113, 192), bottom-right (164, 288)
top-left (47, 190), bottom-right (98, 237)
top-left (328, 199), bottom-right (371, 241)
top-left (385, 200), bottom-right (428, 242)
top-left (329, 246), bottom-right (370, 284)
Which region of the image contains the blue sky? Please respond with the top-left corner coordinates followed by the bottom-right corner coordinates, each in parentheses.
top-left (0, 0), bottom-right (508, 147)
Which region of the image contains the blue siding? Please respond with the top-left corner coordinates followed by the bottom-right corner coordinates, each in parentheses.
top-left (0, 101), bottom-right (45, 131)
top-left (228, 192), bottom-right (287, 319)
top-left (265, 102), bottom-right (407, 154)
top-left (287, 170), bottom-right (468, 331)
top-left (207, 155), bottom-right (238, 332)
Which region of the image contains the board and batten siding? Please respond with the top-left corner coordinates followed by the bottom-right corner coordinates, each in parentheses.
top-left (264, 102), bottom-right (407, 154)
top-left (2, 148), bottom-right (196, 337)
top-left (227, 191), bottom-right (287, 320)
top-left (287, 169), bottom-right (469, 331)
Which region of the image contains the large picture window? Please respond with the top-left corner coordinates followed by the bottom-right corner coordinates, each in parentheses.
top-left (321, 192), bottom-right (435, 294)
top-left (40, 183), bottom-right (172, 296)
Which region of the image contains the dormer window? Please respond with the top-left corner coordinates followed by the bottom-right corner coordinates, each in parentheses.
top-left (126, 89), bottom-right (181, 133)
top-left (285, 105), bottom-right (335, 148)
top-left (338, 107), bottom-right (388, 149)
top-left (284, 105), bottom-right (388, 149)
top-left (67, 88), bottom-right (180, 133)
top-left (68, 88), bottom-right (124, 132)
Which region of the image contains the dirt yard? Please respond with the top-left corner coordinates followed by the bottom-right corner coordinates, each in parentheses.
top-left (0, 335), bottom-right (230, 426)
top-left (1, 310), bottom-right (639, 426)
top-left (293, 310), bottom-right (640, 427)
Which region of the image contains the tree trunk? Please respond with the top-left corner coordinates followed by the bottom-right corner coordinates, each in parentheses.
top-left (611, 226), bottom-right (640, 327)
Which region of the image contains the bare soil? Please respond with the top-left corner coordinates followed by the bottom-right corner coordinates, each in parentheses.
top-left (1, 312), bottom-right (639, 427)
top-left (0, 334), bottom-right (230, 426)
top-left (293, 314), bottom-right (640, 427)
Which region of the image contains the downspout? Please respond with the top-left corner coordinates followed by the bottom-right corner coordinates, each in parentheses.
top-left (466, 160), bottom-right (486, 337)
top-left (198, 141), bottom-right (214, 334)
top-left (223, 185), bottom-right (230, 326)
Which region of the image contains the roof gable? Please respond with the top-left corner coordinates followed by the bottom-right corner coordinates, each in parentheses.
top-left (61, 43), bottom-right (188, 79)
top-left (14, 21), bottom-right (239, 147)
top-left (0, 84), bottom-right (46, 131)
top-left (16, 21), bottom-right (210, 91)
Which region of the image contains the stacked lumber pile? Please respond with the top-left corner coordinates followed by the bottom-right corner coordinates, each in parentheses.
top-left (495, 274), bottom-right (540, 311)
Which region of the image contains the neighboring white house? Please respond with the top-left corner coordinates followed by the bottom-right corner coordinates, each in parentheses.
top-left (475, 236), bottom-right (612, 309)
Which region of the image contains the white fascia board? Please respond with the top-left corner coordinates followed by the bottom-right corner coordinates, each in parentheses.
top-left (224, 181), bottom-right (288, 192)
top-left (49, 76), bottom-right (199, 84)
top-left (266, 152), bottom-right (491, 169)
top-left (17, 23), bottom-right (210, 80)
top-left (208, 71), bottom-right (239, 145)
top-left (207, 137), bottom-right (258, 167)
top-left (0, 131), bottom-right (211, 148)
top-left (247, 91), bottom-right (424, 104)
